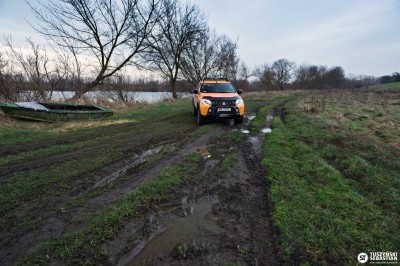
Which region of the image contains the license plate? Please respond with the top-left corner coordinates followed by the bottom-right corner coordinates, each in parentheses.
top-left (217, 108), bottom-right (231, 112)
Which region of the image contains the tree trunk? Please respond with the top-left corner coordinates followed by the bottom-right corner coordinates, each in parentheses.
top-left (71, 79), bottom-right (100, 100)
top-left (171, 80), bottom-right (177, 99)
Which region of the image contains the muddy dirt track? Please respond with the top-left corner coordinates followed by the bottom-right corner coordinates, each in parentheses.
top-left (0, 106), bottom-right (280, 265)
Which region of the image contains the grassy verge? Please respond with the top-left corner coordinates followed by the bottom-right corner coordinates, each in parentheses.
top-left (369, 81), bottom-right (400, 90)
top-left (0, 147), bottom-right (121, 237)
top-left (262, 92), bottom-right (400, 264)
top-left (0, 99), bottom-right (193, 146)
top-left (249, 96), bottom-right (295, 135)
top-left (0, 99), bottom-right (199, 238)
top-left (0, 137), bottom-right (103, 166)
top-left (19, 153), bottom-right (203, 265)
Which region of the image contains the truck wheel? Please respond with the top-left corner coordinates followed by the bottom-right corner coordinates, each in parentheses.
top-left (234, 117), bottom-right (243, 124)
top-left (192, 103), bottom-right (197, 116)
top-left (197, 106), bottom-right (205, 125)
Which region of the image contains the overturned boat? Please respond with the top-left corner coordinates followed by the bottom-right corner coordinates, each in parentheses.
top-left (0, 102), bottom-right (113, 122)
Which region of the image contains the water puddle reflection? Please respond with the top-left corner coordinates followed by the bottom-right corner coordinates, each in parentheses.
top-left (128, 195), bottom-right (222, 265)
top-left (198, 144), bottom-right (233, 160)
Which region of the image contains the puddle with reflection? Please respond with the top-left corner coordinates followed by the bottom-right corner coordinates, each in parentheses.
top-left (198, 144), bottom-right (233, 160)
top-left (127, 195), bottom-right (222, 265)
top-left (240, 112), bottom-right (256, 134)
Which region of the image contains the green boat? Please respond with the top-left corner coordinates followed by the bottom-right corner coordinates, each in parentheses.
top-left (0, 102), bottom-right (113, 122)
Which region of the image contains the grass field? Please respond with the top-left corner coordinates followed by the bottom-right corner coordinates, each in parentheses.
top-left (370, 81), bottom-right (400, 90)
top-left (1, 90), bottom-right (399, 265)
top-left (262, 90), bottom-right (400, 264)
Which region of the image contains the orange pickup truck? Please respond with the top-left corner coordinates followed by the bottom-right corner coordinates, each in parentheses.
top-left (192, 78), bottom-right (245, 125)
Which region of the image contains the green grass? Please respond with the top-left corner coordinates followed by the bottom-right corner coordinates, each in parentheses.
top-left (250, 105), bottom-right (270, 135)
top-left (249, 96), bottom-right (295, 135)
top-left (18, 153), bottom-right (203, 265)
top-left (0, 99), bottom-right (198, 236)
top-left (0, 126), bottom-right (57, 145)
top-left (0, 147), bottom-right (121, 237)
top-left (220, 153), bottom-right (238, 173)
top-left (0, 99), bottom-right (194, 146)
top-left (0, 138), bottom-right (102, 166)
top-left (262, 93), bottom-right (400, 264)
top-left (370, 81), bottom-right (400, 90)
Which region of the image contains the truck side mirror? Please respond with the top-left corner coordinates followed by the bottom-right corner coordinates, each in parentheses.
top-left (192, 89), bottom-right (199, 94)
top-left (237, 89), bottom-right (243, 94)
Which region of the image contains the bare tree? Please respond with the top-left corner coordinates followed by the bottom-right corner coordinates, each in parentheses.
top-left (180, 28), bottom-right (220, 85)
top-left (180, 28), bottom-right (240, 87)
top-left (254, 63), bottom-right (275, 90)
top-left (293, 64), bottom-right (310, 89)
top-left (0, 47), bottom-right (11, 101)
top-left (392, 72), bottom-right (400, 82)
top-left (28, 0), bottom-right (158, 99)
top-left (236, 61), bottom-right (253, 89)
top-left (215, 36), bottom-right (239, 82)
top-left (144, 0), bottom-right (206, 99)
top-left (271, 58), bottom-right (295, 90)
top-left (294, 64), bottom-right (327, 89)
top-left (323, 66), bottom-right (345, 89)
top-left (2, 36), bottom-right (66, 101)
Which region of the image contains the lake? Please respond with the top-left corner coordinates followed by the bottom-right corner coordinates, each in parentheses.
top-left (27, 91), bottom-right (191, 103)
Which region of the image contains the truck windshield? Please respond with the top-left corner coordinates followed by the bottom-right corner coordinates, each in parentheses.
top-left (200, 83), bottom-right (236, 93)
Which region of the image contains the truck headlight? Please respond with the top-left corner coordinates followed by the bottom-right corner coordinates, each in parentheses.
top-left (201, 99), bottom-right (212, 106)
top-left (235, 98), bottom-right (244, 106)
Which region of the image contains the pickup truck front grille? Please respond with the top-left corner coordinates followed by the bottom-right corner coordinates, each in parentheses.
top-left (211, 100), bottom-right (236, 106)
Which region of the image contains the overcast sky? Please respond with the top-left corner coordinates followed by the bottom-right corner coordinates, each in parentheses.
top-left (0, 0), bottom-right (399, 77)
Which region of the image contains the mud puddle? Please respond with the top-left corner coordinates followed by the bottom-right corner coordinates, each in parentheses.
top-left (198, 144), bottom-right (232, 160)
top-left (110, 108), bottom-right (279, 265)
top-left (128, 195), bottom-right (221, 265)
top-left (260, 114), bottom-right (274, 134)
top-left (198, 144), bottom-right (234, 173)
top-left (241, 112), bottom-right (256, 134)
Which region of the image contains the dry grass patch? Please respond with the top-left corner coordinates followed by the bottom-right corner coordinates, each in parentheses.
top-left (51, 119), bottom-right (133, 132)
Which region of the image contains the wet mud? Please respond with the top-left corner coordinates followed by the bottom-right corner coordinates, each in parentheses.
top-left (109, 111), bottom-right (279, 265)
top-left (0, 106), bottom-right (280, 265)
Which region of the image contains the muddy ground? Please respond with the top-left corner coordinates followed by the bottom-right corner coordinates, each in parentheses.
top-left (0, 106), bottom-right (280, 265)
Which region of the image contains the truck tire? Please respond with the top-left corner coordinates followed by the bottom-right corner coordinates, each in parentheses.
top-left (197, 106), bottom-right (205, 125)
top-left (234, 117), bottom-right (243, 124)
top-left (192, 102), bottom-right (197, 116)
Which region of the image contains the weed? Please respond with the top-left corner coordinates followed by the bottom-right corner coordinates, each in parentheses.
top-left (237, 244), bottom-right (250, 256)
top-left (220, 153), bottom-right (238, 173)
top-left (175, 243), bottom-right (186, 259)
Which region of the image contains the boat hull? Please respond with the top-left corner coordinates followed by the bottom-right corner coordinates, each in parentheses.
top-left (0, 103), bottom-right (113, 122)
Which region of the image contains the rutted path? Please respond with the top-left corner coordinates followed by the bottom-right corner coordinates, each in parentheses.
top-left (0, 104), bottom-right (280, 265)
top-left (108, 110), bottom-right (279, 265)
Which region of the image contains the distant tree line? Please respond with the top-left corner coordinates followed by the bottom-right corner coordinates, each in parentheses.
top-left (0, 0), bottom-right (398, 102)
top-left (379, 72), bottom-right (400, 84)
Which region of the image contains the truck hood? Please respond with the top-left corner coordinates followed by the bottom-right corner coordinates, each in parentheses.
top-left (200, 93), bottom-right (240, 98)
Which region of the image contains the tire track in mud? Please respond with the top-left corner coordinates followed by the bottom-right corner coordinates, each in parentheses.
top-left (0, 127), bottom-right (210, 266)
top-left (1, 105), bottom-right (280, 265)
top-left (107, 109), bottom-right (279, 265)
top-left (112, 147), bottom-right (278, 265)
top-left (0, 122), bottom-right (136, 157)
top-left (0, 126), bottom-right (194, 179)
